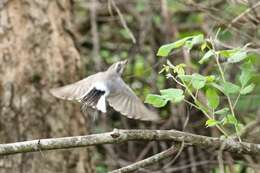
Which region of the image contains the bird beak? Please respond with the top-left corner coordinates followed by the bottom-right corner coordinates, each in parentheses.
top-left (123, 59), bottom-right (128, 65)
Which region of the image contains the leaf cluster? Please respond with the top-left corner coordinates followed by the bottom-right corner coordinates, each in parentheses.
top-left (145, 33), bottom-right (256, 139)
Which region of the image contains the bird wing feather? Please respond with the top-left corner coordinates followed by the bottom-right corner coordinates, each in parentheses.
top-left (50, 73), bottom-right (100, 101)
top-left (107, 79), bottom-right (159, 121)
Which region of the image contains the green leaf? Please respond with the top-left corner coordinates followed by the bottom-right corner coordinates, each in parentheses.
top-left (205, 119), bottom-right (219, 127)
top-left (160, 88), bottom-right (184, 103)
top-left (206, 88), bottom-right (219, 110)
top-left (157, 35), bottom-right (204, 56)
top-left (218, 49), bottom-right (248, 63)
top-left (239, 62), bottom-right (254, 87)
top-left (199, 50), bottom-right (215, 64)
top-left (239, 69), bottom-right (251, 87)
top-left (215, 107), bottom-right (229, 115)
top-left (227, 51), bottom-right (247, 63)
top-left (185, 34), bottom-right (204, 50)
top-left (211, 83), bottom-right (225, 94)
top-left (145, 94), bottom-right (167, 108)
top-left (191, 34), bottom-right (204, 45)
top-left (218, 49), bottom-right (241, 58)
top-left (146, 88), bottom-right (185, 108)
top-left (157, 36), bottom-right (192, 56)
top-left (223, 114), bottom-right (238, 125)
top-left (191, 73), bottom-right (206, 90)
top-left (174, 95), bottom-right (185, 103)
top-left (169, 62), bottom-right (186, 75)
top-left (222, 82), bottom-right (240, 94)
top-left (240, 83), bottom-right (255, 95)
top-left (205, 75), bottom-right (216, 83)
top-left (177, 74), bottom-right (193, 82)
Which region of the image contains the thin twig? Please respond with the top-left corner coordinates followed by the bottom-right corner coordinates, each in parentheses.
top-left (226, 1), bottom-right (260, 30)
top-left (109, 145), bottom-right (178, 173)
top-left (109, 0), bottom-right (136, 43)
top-left (160, 141), bottom-right (185, 170)
top-left (233, 92), bottom-right (241, 109)
top-left (211, 36), bottom-right (241, 142)
top-left (218, 140), bottom-right (226, 173)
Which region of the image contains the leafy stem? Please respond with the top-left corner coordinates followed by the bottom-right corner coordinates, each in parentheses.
top-left (146, 33), bottom-right (256, 141)
top-left (233, 93), bottom-right (241, 109)
top-left (212, 40), bottom-right (241, 142)
top-left (170, 74), bottom-right (228, 136)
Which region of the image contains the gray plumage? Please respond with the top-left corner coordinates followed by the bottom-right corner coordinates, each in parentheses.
top-left (50, 60), bottom-right (159, 121)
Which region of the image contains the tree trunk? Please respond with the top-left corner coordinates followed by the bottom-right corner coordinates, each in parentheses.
top-left (0, 0), bottom-right (93, 172)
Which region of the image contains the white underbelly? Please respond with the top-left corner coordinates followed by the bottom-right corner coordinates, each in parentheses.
top-left (94, 81), bottom-right (109, 113)
top-left (96, 95), bottom-right (106, 113)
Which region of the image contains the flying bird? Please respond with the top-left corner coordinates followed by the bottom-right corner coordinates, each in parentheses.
top-left (50, 60), bottom-right (159, 121)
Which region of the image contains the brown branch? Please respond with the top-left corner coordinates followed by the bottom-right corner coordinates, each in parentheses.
top-left (112, 142), bottom-right (185, 173)
top-left (109, 0), bottom-right (136, 43)
top-left (226, 1), bottom-right (260, 29)
top-left (109, 145), bottom-right (178, 173)
top-left (0, 129), bottom-right (260, 156)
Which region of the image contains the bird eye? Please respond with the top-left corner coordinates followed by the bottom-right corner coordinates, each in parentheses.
top-left (116, 63), bottom-right (122, 73)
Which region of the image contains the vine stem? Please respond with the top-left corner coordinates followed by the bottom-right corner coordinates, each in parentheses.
top-left (212, 40), bottom-right (242, 142)
top-left (184, 99), bottom-right (200, 110)
top-left (181, 79), bottom-right (228, 136)
top-left (169, 75), bottom-right (228, 136)
top-left (233, 93), bottom-right (241, 109)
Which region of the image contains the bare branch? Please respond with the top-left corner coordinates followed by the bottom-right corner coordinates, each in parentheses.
top-left (109, 0), bottom-right (136, 43)
top-left (1, 129), bottom-right (260, 156)
top-left (110, 141), bottom-right (185, 173)
top-left (226, 1), bottom-right (260, 30)
top-left (109, 145), bottom-right (177, 173)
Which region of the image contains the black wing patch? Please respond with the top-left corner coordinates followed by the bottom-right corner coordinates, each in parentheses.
top-left (81, 88), bottom-right (105, 109)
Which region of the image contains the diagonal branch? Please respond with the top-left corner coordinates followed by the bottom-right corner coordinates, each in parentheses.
top-left (109, 145), bottom-right (178, 173)
top-left (110, 141), bottom-right (185, 173)
top-left (109, 0), bottom-right (136, 43)
top-left (0, 129), bottom-right (260, 156)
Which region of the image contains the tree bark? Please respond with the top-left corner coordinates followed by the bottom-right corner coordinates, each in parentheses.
top-left (0, 0), bottom-right (93, 173)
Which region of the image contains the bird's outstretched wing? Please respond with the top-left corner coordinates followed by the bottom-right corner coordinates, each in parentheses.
top-left (107, 79), bottom-right (159, 121)
top-left (50, 73), bottom-right (99, 101)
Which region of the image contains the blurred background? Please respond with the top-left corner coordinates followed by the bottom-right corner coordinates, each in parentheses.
top-left (0, 0), bottom-right (259, 172)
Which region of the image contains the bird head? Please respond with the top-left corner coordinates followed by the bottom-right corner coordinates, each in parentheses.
top-left (107, 59), bottom-right (128, 76)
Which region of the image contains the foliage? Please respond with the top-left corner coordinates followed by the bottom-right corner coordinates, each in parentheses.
top-left (145, 32), bottom-right (257, 140)
top-left (145, 88), bottom-right (184, 107)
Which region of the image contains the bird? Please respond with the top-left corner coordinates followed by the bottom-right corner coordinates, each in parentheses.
top-left (50, 59), bottom-right (159, 121)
